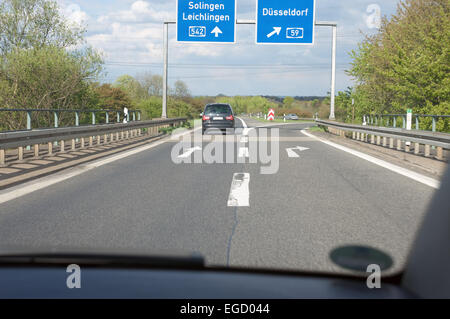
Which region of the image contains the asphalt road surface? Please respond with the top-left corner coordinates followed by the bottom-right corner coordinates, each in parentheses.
top-left (0, 117), bottom-right (438, 274)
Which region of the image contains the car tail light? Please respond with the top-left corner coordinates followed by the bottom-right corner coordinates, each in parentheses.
top-left (203, 115), bottom-right (210, 121)
top-left (226, 115), bottom-right (234, 121)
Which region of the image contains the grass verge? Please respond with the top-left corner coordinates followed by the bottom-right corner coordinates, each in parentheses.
top-left (159, 120), bottom-right (194, 135)
top-left (307, 126), bottom-right (326, 132)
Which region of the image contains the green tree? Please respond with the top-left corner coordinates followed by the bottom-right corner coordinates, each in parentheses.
top-left (347, 0), bottom-right (449, 130)
top-left (0, 0), bottom-right (84, 56)
top-left (0, 0), bottom-right (104, 130)
top-left (137, 96), bottom-right (162, 119)
top-left (171, 80), bottom-right (191, 99)
top-left (283, 96), bottom-right (294, 108)
top-left (334, 87), bottom-right (354, 122)
top-left (136, 72), bottom-right (163, 97)
top-left (93, 83), bottom-right (132, 110)
top-left (0, 46), bottom-right (102, 129)
top-left (113, 74), bottom-right (145, 101)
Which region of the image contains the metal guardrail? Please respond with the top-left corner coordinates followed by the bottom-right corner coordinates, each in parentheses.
top-left (316, 120), bottom-right (450, 160)
top-left (363, 114), bottom-right (450, 132)
top-left (0, 118), bottom-right (187, 165)
top-left (0, 108), bottom-right (143, 132)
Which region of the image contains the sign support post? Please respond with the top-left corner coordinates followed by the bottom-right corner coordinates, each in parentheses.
top-left (162, 22), bottom-right (171, 119)
top-left (330, 24), bottom-right (337, 120)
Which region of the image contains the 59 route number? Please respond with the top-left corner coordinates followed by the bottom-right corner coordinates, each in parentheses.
top-left (286, 27), bottom-right (304, 39)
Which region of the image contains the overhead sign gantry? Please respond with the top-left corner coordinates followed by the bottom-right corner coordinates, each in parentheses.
top-left (167, 0), bottom-right (336, 120)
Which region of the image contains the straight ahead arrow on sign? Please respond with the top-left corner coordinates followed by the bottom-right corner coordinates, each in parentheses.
top-left (211, 26), bottom-right (223, 37)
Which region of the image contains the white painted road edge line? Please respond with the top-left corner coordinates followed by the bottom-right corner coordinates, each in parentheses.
top-left (237, 117), bottom-right (255, 136)
top-left (301, 129), bottom-right (440, 189)
top-left (227, 173), bottom-right (250, 207)
top-left (0, 127), bottom-right (201, 204)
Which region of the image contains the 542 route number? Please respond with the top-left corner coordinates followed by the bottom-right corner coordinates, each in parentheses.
top-left (189, 26), bottom-right (206, 37)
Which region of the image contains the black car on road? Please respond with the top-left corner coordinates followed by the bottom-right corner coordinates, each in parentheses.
top-left (202, 103), bottom-right (235, 135)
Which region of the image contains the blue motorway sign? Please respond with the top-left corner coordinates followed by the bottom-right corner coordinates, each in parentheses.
top-left (256, 0), bottom-right (316, 45)
top-left (177, 0), bottom-right (236, 43)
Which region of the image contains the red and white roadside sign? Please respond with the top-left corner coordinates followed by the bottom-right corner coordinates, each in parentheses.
top-left (267, 109), bottom-right (275, 121)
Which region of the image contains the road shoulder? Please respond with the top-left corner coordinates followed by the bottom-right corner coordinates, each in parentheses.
top-left (306, 129), bottom-right (447, 180)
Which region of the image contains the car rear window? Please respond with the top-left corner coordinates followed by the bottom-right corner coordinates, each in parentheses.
top-left (205, 104), bottom-right (232, 115)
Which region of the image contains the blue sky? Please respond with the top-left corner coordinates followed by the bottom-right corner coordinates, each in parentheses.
top-left (58, 0), bottom-right (401, 96)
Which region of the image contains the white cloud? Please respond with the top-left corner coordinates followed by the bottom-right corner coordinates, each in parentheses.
top-left (59, 2), bottom-right (89, 26)
top-left (103, 0), bottom-right (174, 24)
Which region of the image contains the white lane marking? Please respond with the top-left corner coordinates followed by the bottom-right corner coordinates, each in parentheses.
top-left (0, 128), bottom-right (201, 204)
top-left (301, 129), bottom-right (440, 189)
top-left (227, 173), bottom-right (250, 207)
top-left (242, 128), bottom-right (254, 136)
top-left (238, 147), bottom-right (249, 158)
top-left (237, 117), bottom-right (255, 136)
top-left (286, 148), bottom-right (299, 158)
top-left (177, 146), bottom-right (202, 158)
top-left (286, 146), bottom-right (310, 158)
top-left (237, 117), bottom-right (248, 128)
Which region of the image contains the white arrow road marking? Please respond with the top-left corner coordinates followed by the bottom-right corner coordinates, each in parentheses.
top-left (267, 27), bottom-right (282, 38)
top-left (227, 173), bottom-right (250, 207)
top-left (211, 26), bottom-right (223, 37)
top-left (286, 146), bottom-right (310, 158)
top-left (238, 147), bottom-right (249, 158)
top-left (286, 148), bottom-right (300, 158)
top-left (177, 146), bottom-right (202, 158)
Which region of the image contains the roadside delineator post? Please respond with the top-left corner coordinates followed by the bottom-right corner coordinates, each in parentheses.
top-left (436, 147), bottom-right (444, 160)
top-left (425, 145), bottom-right (431, 157)
top-left (0, 149), bottom-right (5, 166)
top-left (18, 147), bottom-right (23, 161)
